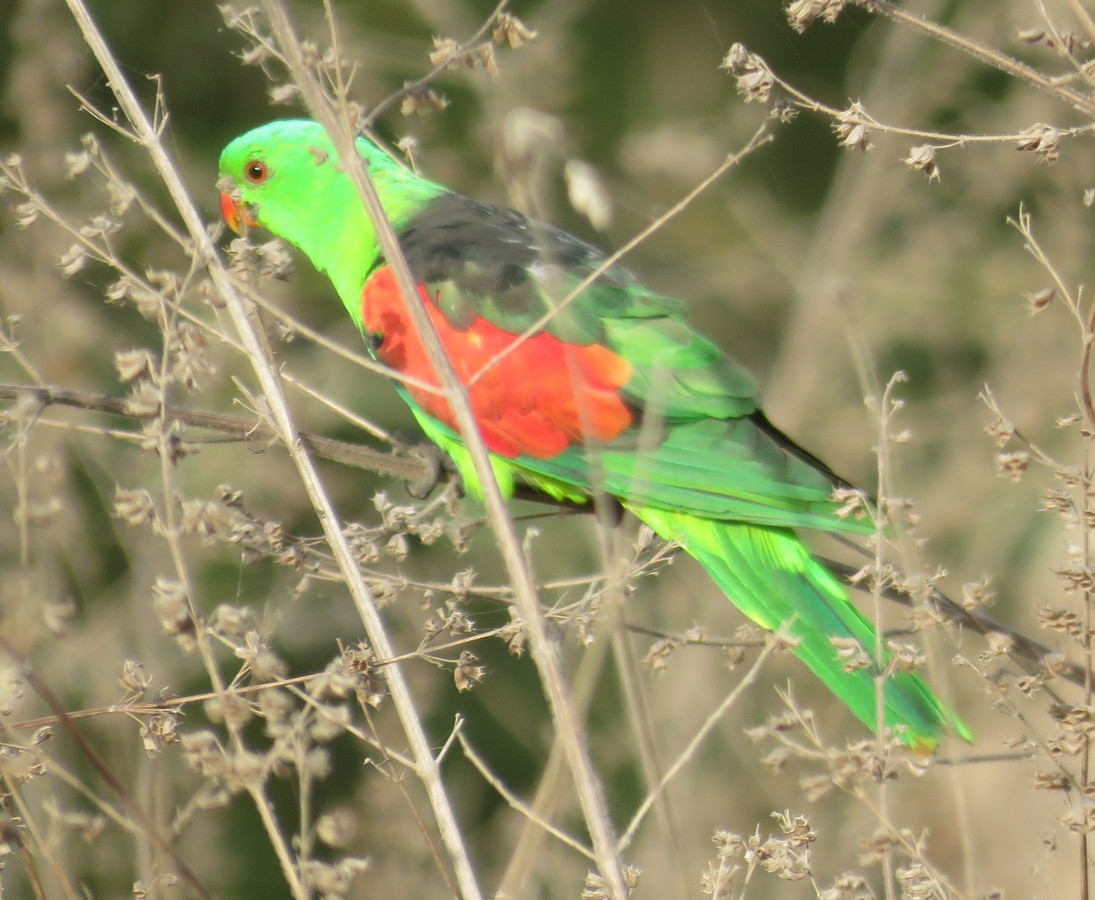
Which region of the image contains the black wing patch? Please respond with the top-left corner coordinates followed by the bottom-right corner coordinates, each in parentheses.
top-left (394, 192), bottom-right (640, 343)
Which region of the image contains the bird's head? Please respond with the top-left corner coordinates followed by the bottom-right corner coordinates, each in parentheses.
top-left (217, 119), bottom-right (443, 313)
top-left (218, 119), bottom-right (348, 239)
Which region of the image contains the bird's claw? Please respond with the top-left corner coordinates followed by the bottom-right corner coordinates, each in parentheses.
top-left (403, 440), bottom-right (454, 499)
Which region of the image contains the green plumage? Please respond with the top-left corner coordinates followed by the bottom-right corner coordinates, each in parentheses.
top-left (219, 119), bottom-right (969, 749)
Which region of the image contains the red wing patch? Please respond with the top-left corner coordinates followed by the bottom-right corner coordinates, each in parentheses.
top-left (362, 267), bottom-right (633, 459)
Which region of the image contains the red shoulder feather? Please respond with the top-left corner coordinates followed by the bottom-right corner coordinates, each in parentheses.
top-left (363, 267), bottom-right (633, 459)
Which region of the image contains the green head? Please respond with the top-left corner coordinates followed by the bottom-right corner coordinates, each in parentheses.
top-left (218, 119), bottom-right (443, 324)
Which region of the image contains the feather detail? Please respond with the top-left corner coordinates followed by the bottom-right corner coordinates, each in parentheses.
top-left (362, 266), bottom-right (633, 458)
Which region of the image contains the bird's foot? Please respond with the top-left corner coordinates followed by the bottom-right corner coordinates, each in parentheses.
top-left (402, 438), bottom-right (457, 500)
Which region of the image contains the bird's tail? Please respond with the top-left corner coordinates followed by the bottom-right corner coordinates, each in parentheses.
top-left (636, 508), bottom-right (970, 750)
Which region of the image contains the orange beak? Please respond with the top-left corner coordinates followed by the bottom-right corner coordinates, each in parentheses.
top-left (219, 191), bottom-right (257, 234)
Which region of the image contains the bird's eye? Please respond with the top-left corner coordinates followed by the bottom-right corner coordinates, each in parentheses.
top-left (245, 160), bottom-right (268, 183)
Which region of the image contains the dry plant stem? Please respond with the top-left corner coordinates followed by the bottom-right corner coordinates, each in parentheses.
top-left (496, 635), bottom-right (608, 895)
top-left (0, 771), bottom-right (71, 900)
top-left (852, 788), bottom-right (956, 896)
top-left (361, 0), bottom-right (510, 128)
top-left (763, 66), bottom-right (1094, 147)
top-left (1084, 441), bottom-right (1093, 900)
top-left (609, 622), bottom-right (691, 892)
top-left (7, 378), bottom-right (1095, 688)
top-left (0, 635), bottom-right (212, 899)
top-left (618, 639), bottom-right (776, 850)
top-left (1067, 0), bottom-right (1095, 46)
top-left (59, 2), bottom-right (479, 897)
top-left (1032, 0), bottom-right (1095, 92)
top-left (262, 3), bottom-right (630, 895)
top-left (456, 732), bottom-right (596, 860)
top-left (856, 0), bottom-right (1095, 116)
top-left (1083, 310), bottom-right (1095, 432)
top-left (871, 374), bottom-right (901, 900)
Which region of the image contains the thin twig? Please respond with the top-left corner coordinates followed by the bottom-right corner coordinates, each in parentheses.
top-left (360, 0), bottom-right (511, 128)
top-left (856, 0), bottom-right (1095, 117)
top-left (617, 638), bottom-right (777, 850)
top-left (457, 731), bottom-right (596, 861)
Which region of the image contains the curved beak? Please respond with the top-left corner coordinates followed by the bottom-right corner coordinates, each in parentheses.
top-left (219, 191), bottom-right (257, 234)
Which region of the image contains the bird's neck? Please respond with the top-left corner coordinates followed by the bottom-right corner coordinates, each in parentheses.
top-left (295, 161), bottom-right (443, 330)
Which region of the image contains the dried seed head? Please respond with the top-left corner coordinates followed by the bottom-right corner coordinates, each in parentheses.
top-left (114, 487), bottom-right (157, 525)
top-left (756, 836), bottom-right (811, 880)
top-left (57, 244), bottom-right (88, 278)
top-left (151, 577), bottom-right (194, 637)
top-left (64, 150), bottom-right (91, 179)
top-left (301, 858), bottom-right (370, 897)
top-left (119, 659), bottom-right (151, 696)
top-left (884, 641), bottom-right (926, 675)
top-left (400, 84), bottom-right (450, 116)
top-left (721, 44), bottom-right (774, 104)
top-left (1062, 803), bottom-right (1095, 833)
top-left (961, 577), bottom-right (994, 611)
top-left (1038, 605), bottom-right (1083, 635)
top-left (316, 808), bottom-right (359, 848)
top-left (1025, 286), bottom-right (1054, 314)
top-left (142, 710), bottom-right (179, 755)
top-left (493, 13), bottom-right (538, 48)
top-left (903, 144), bottom-right (940, 182)
top-left (1017, 123), bottom-right (1061, 163)
top-left (786, 0), bottom-right (846, 32)
top-left (830, 636), bottom-right (873, 672)
top-left (581, 865), bottom-right (641, 899)
top-left (0, 666), bottom-right (24, 715)
top-left (209, 604), bottom-right (252, 637)
top-left (268, 82), bottom-right (301, 105)
top-left (995, 450), bottom-right (1030, 481)
top-left (13, 201), bottom-right (40, 228)
top-left (453, 650), bottom-right (487, 692)
top-left (896, 861), bottom-right (938, 899)
top-left (984, 413), bottom-right (1016, 448)
top-left (801, 774), bottom-right (833, 803)
top-left (857, 827), bottom-right (902, 864)
top-left (429, 36), bottom-right (462, 68)
top-left (106, 178), bottom-right (135, 216)
top-left (114, 348), bottom-right (157, 383)
top-left (239, 631), bottom-right (287, 681)
top-left (772, 810), bottom-right (816, 847)
top-left (833, 102), bottom-right (872, 152)
top-left (1032, 770), bottom-right (1070, 791)
top-left (258, 688), bottom-right (295, 736)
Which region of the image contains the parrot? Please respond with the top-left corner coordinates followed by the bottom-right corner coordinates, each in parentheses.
top-left (218, 119), bottom-right (969, 750)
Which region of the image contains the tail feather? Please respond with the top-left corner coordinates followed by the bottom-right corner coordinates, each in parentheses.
top-left (636, 508), bottom-right (969, 749)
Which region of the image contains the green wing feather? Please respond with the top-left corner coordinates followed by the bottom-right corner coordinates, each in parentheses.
top-left (638, 510), bottom-right (970, 747)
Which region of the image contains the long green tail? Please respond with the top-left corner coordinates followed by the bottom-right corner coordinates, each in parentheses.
top-left (637, 508), bottom-right (969, 750)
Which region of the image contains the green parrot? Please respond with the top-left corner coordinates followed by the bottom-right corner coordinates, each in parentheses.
top-left (219, 119), bottom-right (968, 750)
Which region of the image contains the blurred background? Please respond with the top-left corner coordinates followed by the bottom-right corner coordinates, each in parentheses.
top-left (2, 0), bottom-right (1094, 896)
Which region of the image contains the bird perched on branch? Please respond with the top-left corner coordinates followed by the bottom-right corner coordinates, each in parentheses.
top-left (219, 119), bottom-right (968, 750)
